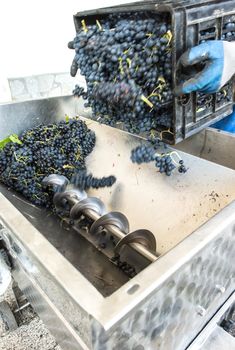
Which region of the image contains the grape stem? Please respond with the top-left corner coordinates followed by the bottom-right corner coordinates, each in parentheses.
top-left (141, 95), bottom-right (154, 108)
top-left (159, 128), bottom-right (174, 140)
top-left (169, 151), bottom-right (182, 166)
top-left (153, 150), bottom-right (182, 167)
top-left (81, 19), bottom-right (88, 33)
top-left (96, 20), bottom-right (103, 31)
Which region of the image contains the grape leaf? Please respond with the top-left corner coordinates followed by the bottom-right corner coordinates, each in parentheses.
top-left (0, 134), bottom-right (22, 149)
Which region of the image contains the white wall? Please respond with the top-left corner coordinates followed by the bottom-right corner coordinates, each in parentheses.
top-left (0, 0), bottom-right (137, 101)
top-left (0, 1), bottom-right (80, 78)
top-left (0, 0), bottom-right (138, 77)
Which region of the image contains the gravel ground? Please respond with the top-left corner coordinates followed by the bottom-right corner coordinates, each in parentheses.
top-left (0, 283), bottom-right (61, 350)
top-left (0, 317), bottom-right (61, 350)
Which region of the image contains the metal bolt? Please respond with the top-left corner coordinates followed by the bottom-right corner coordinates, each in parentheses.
top-left (215, 284), bottom-right (225, 294)
top-left (196, 305), bottom-right (206, 316)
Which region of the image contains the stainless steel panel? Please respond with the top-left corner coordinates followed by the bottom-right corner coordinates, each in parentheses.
top-left (176, 128), bottom-right (235, 170)
top-left (0, 95), bottom-right (88, 139)
top-left (0, 247), bottom-right (11, 296)
top-left (0, 197), bottom-right (99, 349)
top-left (82, 119), bottom-right (235, 254)
top-left (91, 209), bottom-right (235, 349)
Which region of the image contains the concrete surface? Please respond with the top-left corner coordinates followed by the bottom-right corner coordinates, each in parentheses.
top-left (8, 73), bottom-right (85, 101)
top-left (0, 72), bottom-right (86, 103)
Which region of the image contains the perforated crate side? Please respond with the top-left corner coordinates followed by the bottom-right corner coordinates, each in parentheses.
top-left (175, 0), bottom-right (235, 143)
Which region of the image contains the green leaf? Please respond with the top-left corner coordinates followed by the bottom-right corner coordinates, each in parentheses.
top-left (65, 115), bottom-right (70, 123)
top-left (0, 137), bottom-right (10, 149)
top-left (0, 134), bottom-right (22, 150)
top-left (9, 134), bottom-right (22, 145)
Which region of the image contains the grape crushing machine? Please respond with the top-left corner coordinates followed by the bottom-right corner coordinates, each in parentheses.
top-left (0, 95), bottom-right (235, 350)
top-left (0, 1), bottom-right (235, 349)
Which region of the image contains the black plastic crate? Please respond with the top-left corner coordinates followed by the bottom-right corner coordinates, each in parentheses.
top-left (73, 0), bottom-right (235, 144)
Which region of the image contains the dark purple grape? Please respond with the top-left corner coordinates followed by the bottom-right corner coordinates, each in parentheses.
top-left (0, 118), bottom-right (96, 207)
top-left (69, 12), bottom-right (173, 140)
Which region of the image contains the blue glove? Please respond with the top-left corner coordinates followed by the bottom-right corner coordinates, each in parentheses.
top-left (175, 40), bottom-right (235, 95)
top-left (212, 107), bottom-right (235, 133)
